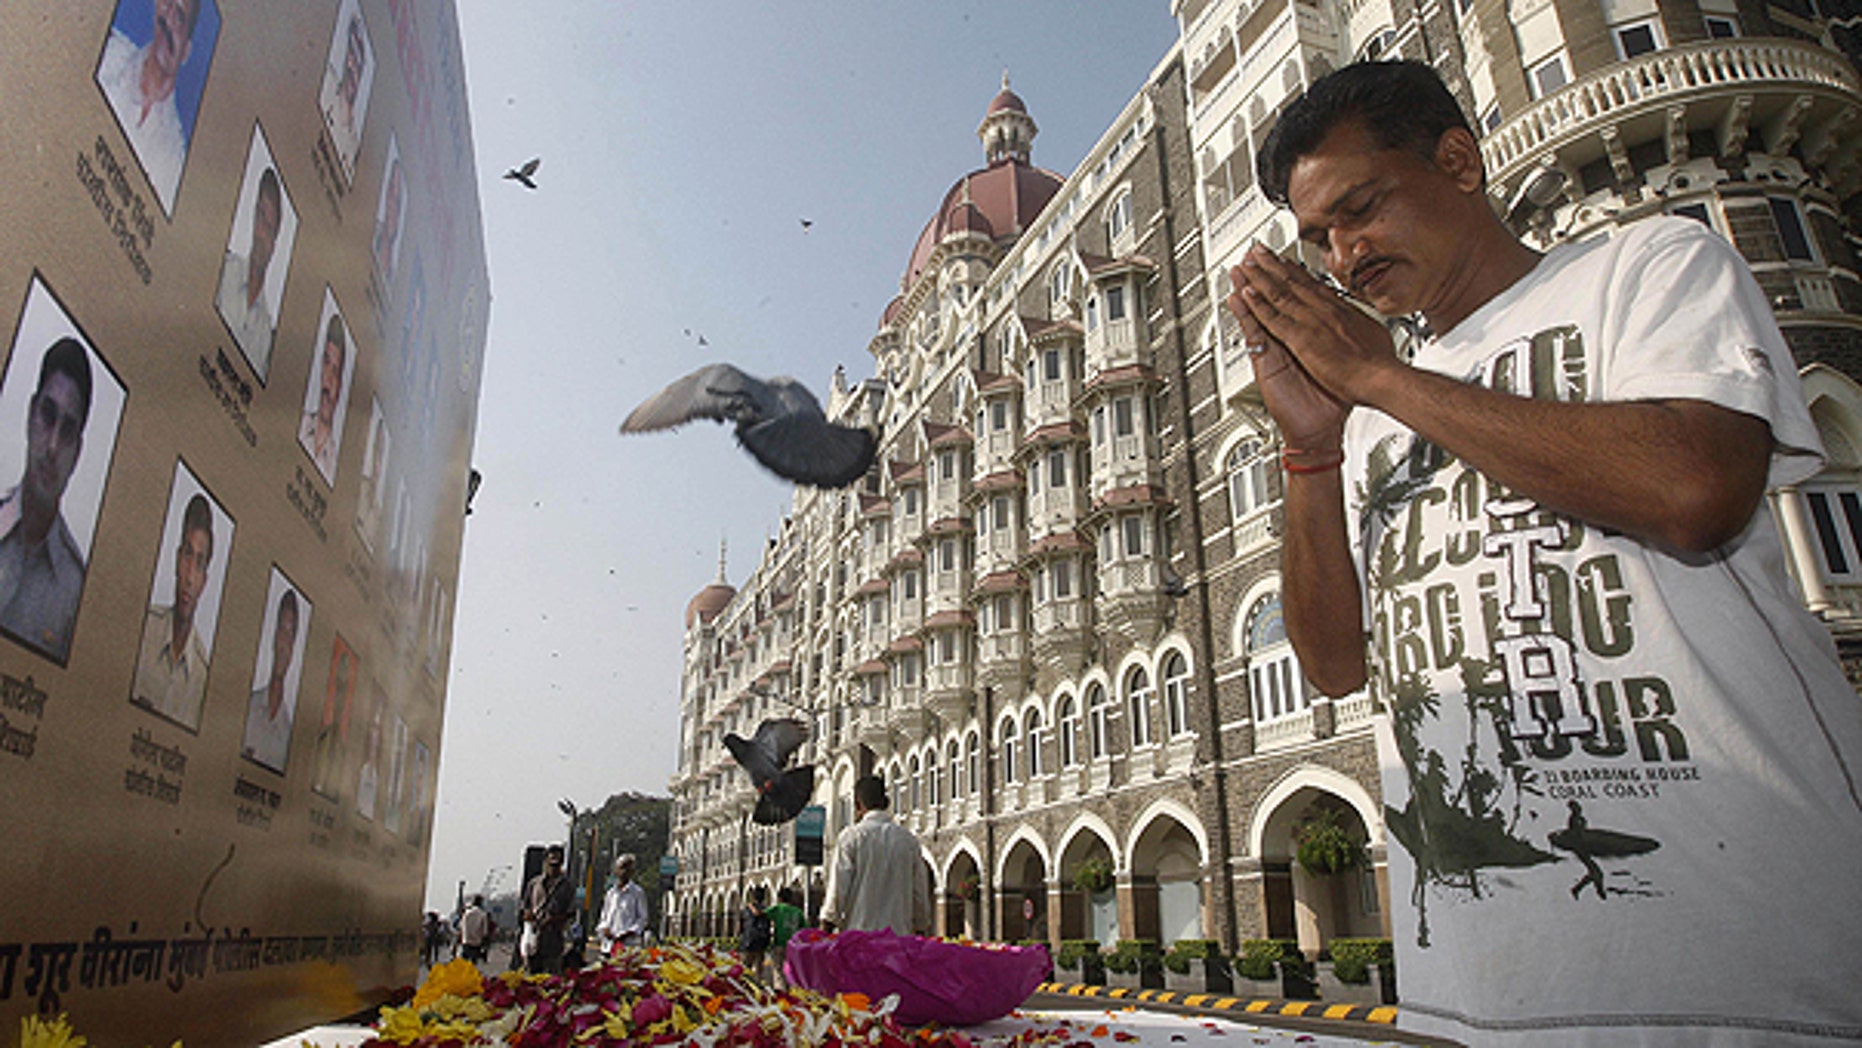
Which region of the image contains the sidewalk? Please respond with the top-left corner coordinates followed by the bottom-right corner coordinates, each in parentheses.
top-left (1030, 982), bottom-right (1463, 1048)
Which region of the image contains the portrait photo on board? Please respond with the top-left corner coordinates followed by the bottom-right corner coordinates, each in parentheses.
top-left (355, 682), bottom-right (385, 821)
top-left (214, 123), bottom-right (300, 382)
top-left (384, 713), bottom-right (408, 834)
top-left (241, 566), bottom-right (310, 774)
top-left (310, 633), bottom-right (358, 802)
top-left (316, 0), bottom-right (375, 183)
top-left (298, 288), bottom-right (357, 487)
top-left (406, 739), bottom-right (430, 846)
top-left (129, 459), bottom-right (233, 732)
top-left (95, 0), bottom-right (222, 217)
top-left (354, 398), bottom-right (390, 555)
top-left (0, 276), bottom-right (129, 666)
top-left (371, 137), bottom-right (407, 288)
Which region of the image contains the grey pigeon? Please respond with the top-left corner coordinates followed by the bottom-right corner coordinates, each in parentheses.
top-left (722, 718), bottom-right (815, 825)
top-left (621, 363), bottom-right (876, 488)
top-left (503, 157), bottom-right (540, 189)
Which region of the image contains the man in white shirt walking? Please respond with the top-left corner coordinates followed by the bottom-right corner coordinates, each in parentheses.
top-left (459, 894), bottom-right (491, 964)
top-left (595, 853), bottom-right (649, 955)
top-left (820, 776), bottom-right (929, 936)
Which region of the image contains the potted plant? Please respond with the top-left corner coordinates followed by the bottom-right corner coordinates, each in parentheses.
top-left (1072, 857), bottom-right (1116, 894)
top-left (1103, 939), bottom-right (1163, 990)
top-left (1162, 939), bottom-right (1232, 994)
top-left (1293, 809), bottom-right (1366, 876)
top-left (1236, 939), bottom-right (1312, 999)
top-left (1055, 939), bottom-right (1105, 985)
top-left (1317, 938), bottom-right (1396, 1005)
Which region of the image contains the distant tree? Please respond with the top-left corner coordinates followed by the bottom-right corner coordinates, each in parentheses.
top-left (567, 791), bottom-right (672, 931)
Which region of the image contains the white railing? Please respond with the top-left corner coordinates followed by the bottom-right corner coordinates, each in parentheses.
top-left (926, 662), bottom-right (972, 694)
top-left (1333, 693), bottom-right (1375, 732)
top-left (1033, 599), bottom-right (1085, 634)
top-left (1255, 707), bottom-right (1316, 750)
top-left (1483, 40), bottom-right (1860, 183)
top-left (931, 478), bottom-right (964, 518)
top-left (1232, 508), bottom-right (1277, 556)
top-left (1207, 185), bottom-right (1269, 262)
top-left (1088, 317), bottom-right (1141, 372)
top-left (1798, 272), bottom-right (1842, 312)
top-left (982, 430), bottom-right (1019, 473)
top-left (979, 632), bottom-right (1025, 665)
top-left (1033, 381), bottom-right (1073, 425)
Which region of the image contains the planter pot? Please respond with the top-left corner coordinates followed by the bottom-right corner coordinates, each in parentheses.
top-left (1164, 958), bottom-right (1233, 995)
top-left (1058, 960), bottom-right (1106, 986)
top-left (1232, 974), bottom-right (1282, 1000)
top-left (1316, 963), bottom-right (1378, 1005)
top-left (1106, 965), bottom-right (1164, 990)
top-left (1279, 963), bottom-right (1318, 1001)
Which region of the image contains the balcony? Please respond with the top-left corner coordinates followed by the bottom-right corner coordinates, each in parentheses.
top-left (1484, 39), bottom-right (1862, 198)
top-left (925, 660), bottom-right (973, 723)
top-left (1085, 315), bottom-right (1143, 375)
top-left (1254, 707), bottom-right (1316, 752)
top-left (1333, 692), bottom-right (1375, 734)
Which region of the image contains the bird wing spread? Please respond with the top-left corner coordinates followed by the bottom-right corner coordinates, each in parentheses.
top-left (518, 157), bottom-right (541, 177)
top-left (620, 363), bottom-right (761, 432)
top-left (722, 732), bottom-right (774, 784)
top-left (737, 414), bottom-right (876, 489)
top-left (750, 717), bottom-right (809, 766)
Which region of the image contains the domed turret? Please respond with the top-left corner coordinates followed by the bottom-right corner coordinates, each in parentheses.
top-left (897, 74), bottom-right (1063, 294)
top-left (685, 541), bottom-right (736, 629)
top-left (978, 72), bottom-right (1038, 164)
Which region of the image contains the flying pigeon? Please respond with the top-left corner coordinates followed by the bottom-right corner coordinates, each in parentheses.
top-left (621, 363), bottom-right (876, 488)
top-left (723, 718), bottom-right (815, 825)
top-left (503, 157), bottom-right (540, 189)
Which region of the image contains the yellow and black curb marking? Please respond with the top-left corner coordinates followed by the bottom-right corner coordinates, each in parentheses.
top-left (1035, 982), bottom-right (1398, 1026)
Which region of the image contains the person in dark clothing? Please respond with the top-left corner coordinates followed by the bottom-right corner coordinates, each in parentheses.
top-left (521, 844), bottom-right (574, 974)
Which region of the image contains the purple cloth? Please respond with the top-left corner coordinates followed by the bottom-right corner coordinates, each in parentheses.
top-left (784, 927), bottom-right (1050, 1027)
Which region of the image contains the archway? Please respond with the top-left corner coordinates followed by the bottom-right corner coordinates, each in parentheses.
top-left (1129, 809), bottom-right (1205, 945)
top-left (1254, 783), bottom-right (1383, 956)
top-left (998, 836), bottom-right (1048, 942)
top-left (943, 847), bottom-right (983, 939)
top-left (1058, 828), bottom-right (1119, 947)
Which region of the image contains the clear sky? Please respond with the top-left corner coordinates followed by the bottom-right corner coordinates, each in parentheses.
top-left (429, 1), bottom-right (1184, 909)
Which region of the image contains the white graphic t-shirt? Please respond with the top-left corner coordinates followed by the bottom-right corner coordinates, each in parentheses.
top-left (1345, 218), bottom-right (1862, 1045)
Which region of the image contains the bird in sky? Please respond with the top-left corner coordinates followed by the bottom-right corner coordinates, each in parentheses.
top-left (621, 363), bottom-right (876, 488)
top-left (503, 157), bottom-right (541, 189)
top-left (800, 218), bottom-right (814, 232)
top-left (723, 718), bottom-right (815, 825)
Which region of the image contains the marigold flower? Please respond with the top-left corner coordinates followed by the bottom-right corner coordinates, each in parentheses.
top-left (19, 1014), bottom-right (87, 1048)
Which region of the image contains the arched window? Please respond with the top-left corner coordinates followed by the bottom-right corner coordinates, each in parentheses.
top-left (998, 715), bottom-right (1019, 784)
top-left (1162, 651), bottom-right (1191, 737)
top-left (1106, 190), bottom-right (1133, 243)
top-left (1227, 438), bottom-right (1276, 524)
top-left (1126, 667), bottom-right (1153, 748)
top-left (948, 739), bottom-right (963, 799)
top-left (1247, 593), bottom-right (1306, 723)
top-left (966, 730), bottom-right (981, 794)
top-left (1057, 695), bottom-right (1079, 767)
top-left (1087, 683), bottom-right (1110, 759)
top-left (1025, 708), bottom-right (1044, 778)
top-left (890, 762), bottom-right (905, 811)
top-left (1048, 262), bottom-right (1073, 306)
top-left (926, 749), bottom-right (941, 807)
top-left (909, 754), bottom-right (922, 812)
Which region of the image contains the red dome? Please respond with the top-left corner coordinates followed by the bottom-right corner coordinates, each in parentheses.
top-left (903, 161), bottom-right (1062, 290)
top-left (685, 582), bottom-right (735, 629)
top-left (988, 86), bottom-right (1027, 115)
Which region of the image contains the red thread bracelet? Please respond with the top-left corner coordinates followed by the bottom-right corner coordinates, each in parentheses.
top-left (1281, 447), bottom-right (1344, 474)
